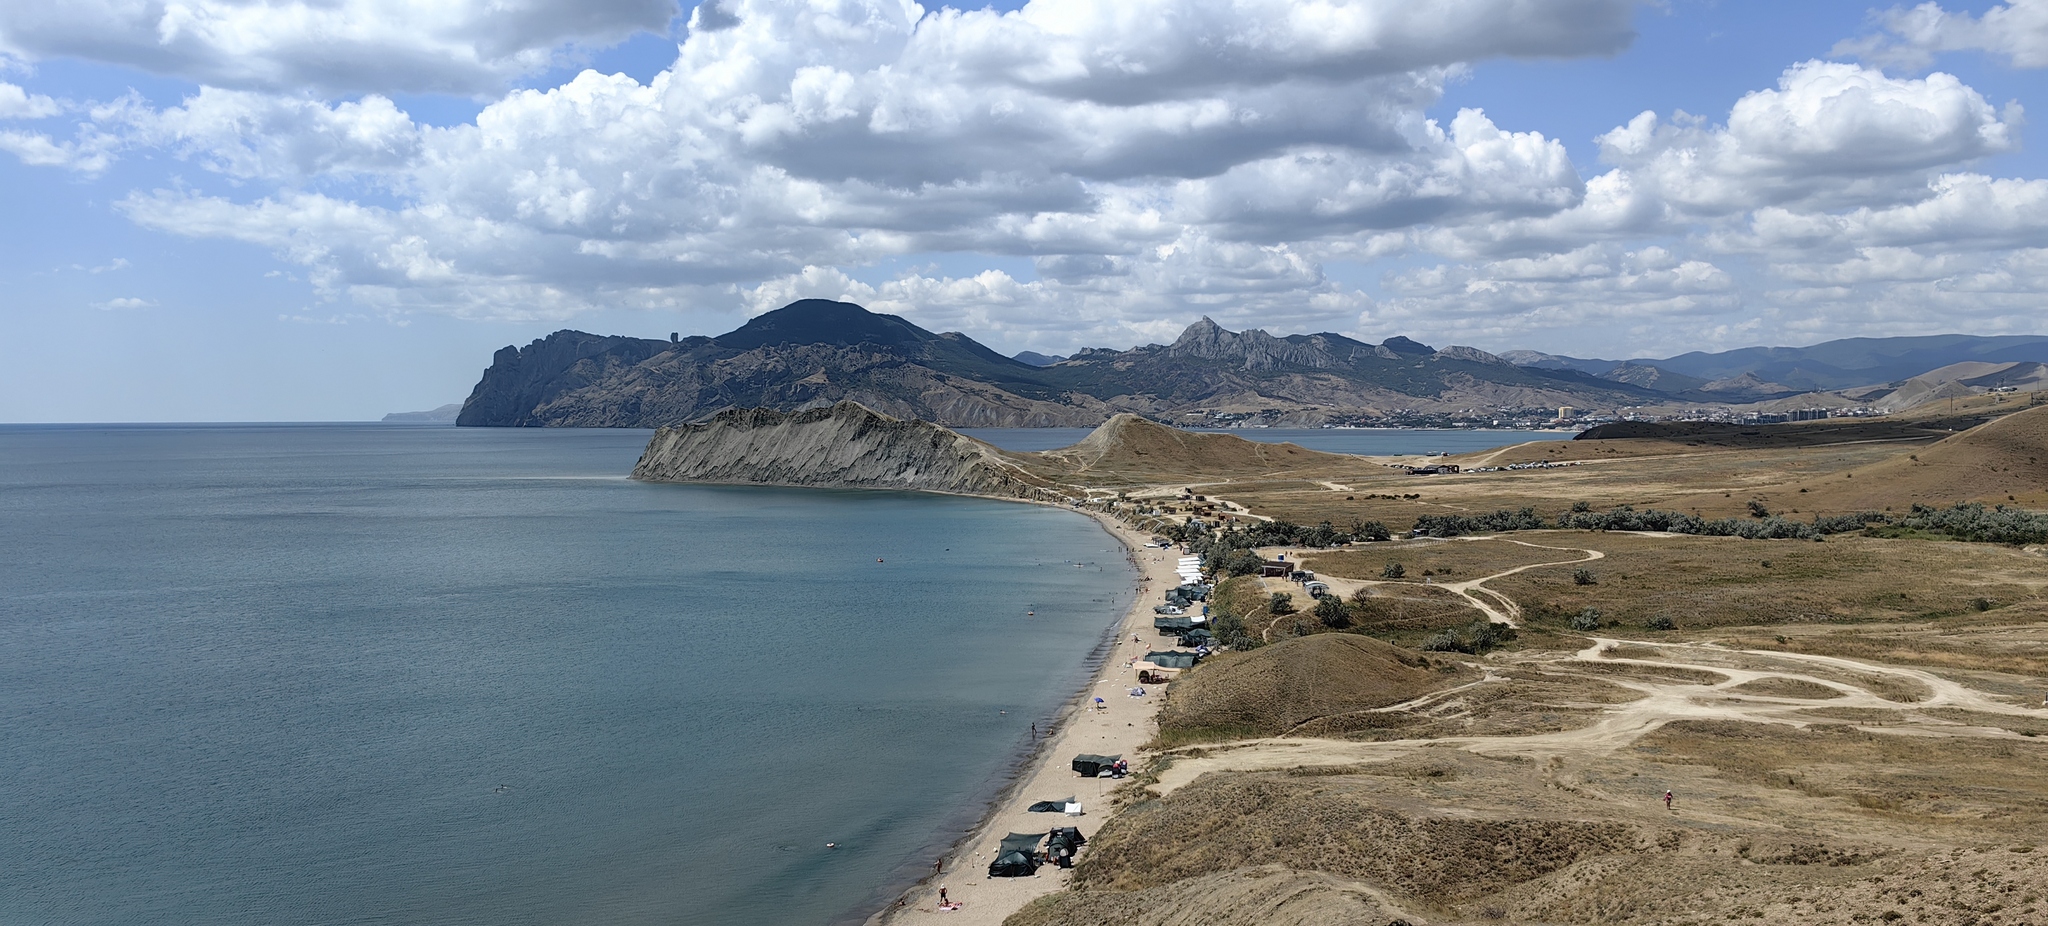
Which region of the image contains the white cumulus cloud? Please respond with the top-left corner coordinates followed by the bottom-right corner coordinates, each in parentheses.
top-left (1840, 0), bottom-right (2048, 70)
top-left (0, 0), bottom-right (680, 96)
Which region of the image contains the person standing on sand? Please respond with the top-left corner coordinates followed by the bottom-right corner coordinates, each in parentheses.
top-left (939, 886), bottom-right (948, 905)
top-left (1664, 790), bottom-right (1674, 810)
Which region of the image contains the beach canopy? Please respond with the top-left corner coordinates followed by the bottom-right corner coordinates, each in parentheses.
top-left (1153, 616), bottom-right (1197, 632)
top-left (1071, 754), bottom-right (1121, 777)
top-left (987, 849), bottom-right (1040, 878)
top-left (1026, 797), bottom-right (1077, 813)
top-left (1000, 832), bottom-right (1047, 853)
top-left (1144, 650), bottom-right (1199, 669)
top-left (1048, 826), bottom-right (1088, 852)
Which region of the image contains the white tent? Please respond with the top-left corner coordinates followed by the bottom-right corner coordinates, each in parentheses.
top-left (1064, 801), bottom-right (1083, 816)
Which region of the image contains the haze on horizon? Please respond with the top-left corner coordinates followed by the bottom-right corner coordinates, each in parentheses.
top-left (4, 0), bottom-right (2048, 422)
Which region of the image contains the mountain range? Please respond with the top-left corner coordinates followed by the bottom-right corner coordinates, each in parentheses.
top-left (455, 300), bottom-right (2048, 428)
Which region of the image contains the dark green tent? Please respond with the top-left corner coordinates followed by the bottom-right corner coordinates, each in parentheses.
top-left (1046, 826), bottom-right (1086, 868)
top-left (1154, 616), bottom-right (1197, 632)
top-left (1071, 753), bottom-right (1120, 777)
top-left (988, 832), bottom-right (1046, 878)
top-left (1144, 650), bottom-right (1199, 669)
top-left (1026, 797), bottom-right (1077, 813)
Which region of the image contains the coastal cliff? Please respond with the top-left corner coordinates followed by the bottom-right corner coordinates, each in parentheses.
top-left (630, 401), bottom-right (1069, 500)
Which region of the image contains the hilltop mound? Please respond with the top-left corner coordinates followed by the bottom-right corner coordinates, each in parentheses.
top-left (1791, 402), bottom-right (2048, 510)
top-left (1009, 866), bottom-right (1419, 926)
top-left (630, 401), bottom-right (1063, 500)
top-left (1044, 414), bottom-right (1354, 479)
top-left (1155, 634), bottom-right (1458, 740)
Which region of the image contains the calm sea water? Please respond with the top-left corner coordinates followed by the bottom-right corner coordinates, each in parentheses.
top-left (0, 424), bottom-right (1136, 926)
top-left (960, 427), bottom-right (1574, 455)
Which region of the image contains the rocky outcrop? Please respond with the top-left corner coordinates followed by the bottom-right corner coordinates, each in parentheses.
top-left (1431, 345), bottom-right (1509, 366)
top-left (630, 401), bottom-right (1069, 500)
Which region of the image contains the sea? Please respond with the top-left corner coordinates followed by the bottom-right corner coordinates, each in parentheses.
top-left (0, 422), bottom-right (1568, 926)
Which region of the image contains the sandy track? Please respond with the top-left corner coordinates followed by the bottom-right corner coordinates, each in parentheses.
top-left (1150, 637), bottom-right (2036, 797)
top-left (1434, 538), bottom-right (1603, 627)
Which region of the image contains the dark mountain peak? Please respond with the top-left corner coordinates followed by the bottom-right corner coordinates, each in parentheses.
top-left (1014, 350), bottom-right (1067, 367)
top-left (714, 299), bottom-right (936, 351)
top-left (1380, 336), bottom-right (1435, 356)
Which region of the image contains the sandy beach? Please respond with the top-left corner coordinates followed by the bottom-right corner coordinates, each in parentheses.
top-left (869, 510), bottom-right (1183, 925)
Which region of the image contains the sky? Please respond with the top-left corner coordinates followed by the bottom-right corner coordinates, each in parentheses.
top-left (5, 0), bottom-right (2048, 421)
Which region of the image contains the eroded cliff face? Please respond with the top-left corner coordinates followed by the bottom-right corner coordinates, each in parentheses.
top-left (629, 401), bottom-right (1069, 500)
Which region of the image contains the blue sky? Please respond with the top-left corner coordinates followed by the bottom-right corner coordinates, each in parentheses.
top-left (3, 0), bottom-right (2047, 421)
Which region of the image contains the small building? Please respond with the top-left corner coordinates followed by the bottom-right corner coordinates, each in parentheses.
top-left (1259, 560), bottom-right (1291, 577)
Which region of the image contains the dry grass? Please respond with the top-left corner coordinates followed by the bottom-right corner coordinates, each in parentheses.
top-left (1727, 677), bottom-right (1844, 699)
top-left (1787, 402), bottom-right (2048, 511)
top-left (1073, 769), bottom-right (1643, 901)
top-left (1022, 730), bottom-right (2048, 926)
top-left (1303, 536), bottom-right (1576, 581)
top-left (1487, 532), bottom-right (2046, 631)
top-left (1704, 608), bottom-right (2048, 677)
top-left (1634, 719), bottom-right (2048, 826)
top-left (1006, 409), bottom-right (2048, 926)
top-left (1564, 660), bottom-right (1729, 686)
top-left (1152, 633), bottom-right (1466, 745)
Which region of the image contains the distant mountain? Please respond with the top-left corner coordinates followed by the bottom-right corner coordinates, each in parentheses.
top-left (457, 301), bottom-right (1656, 428)
top-left (1503, 334), bottom-right (2048, 395)
top-left (381, 403), bottom-right (463, 423)
top-left (1013, 351), bottom-right (1067, 366)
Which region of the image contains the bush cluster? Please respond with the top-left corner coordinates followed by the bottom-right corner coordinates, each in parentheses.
top-left (1419, 618), bottom-right (1517, 654)
top-left (1404, 503), bottom-right (2048, 545)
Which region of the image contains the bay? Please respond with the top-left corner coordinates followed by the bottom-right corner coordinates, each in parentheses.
top-left (0, 425), bottom-right (1134, 926)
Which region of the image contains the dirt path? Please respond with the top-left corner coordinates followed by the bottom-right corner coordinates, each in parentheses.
top-left (1148, 637), bottom-right (2037, 796)
top-left (1433, 537), bottom-right (1603, 627)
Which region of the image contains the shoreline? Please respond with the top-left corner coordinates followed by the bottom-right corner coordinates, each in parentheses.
top-left (863, 505), bottom-right (1180, 925)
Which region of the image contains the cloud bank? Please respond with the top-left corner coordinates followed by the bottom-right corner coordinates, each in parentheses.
top-left (3, 0), bottom-right (2046, 356)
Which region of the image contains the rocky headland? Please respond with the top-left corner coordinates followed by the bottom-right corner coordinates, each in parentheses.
top-left (630, 401), bottom-right (1070, 501)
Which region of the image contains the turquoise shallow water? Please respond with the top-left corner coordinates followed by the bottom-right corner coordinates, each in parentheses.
top-left (0, 425), bottom-right (1135, 926)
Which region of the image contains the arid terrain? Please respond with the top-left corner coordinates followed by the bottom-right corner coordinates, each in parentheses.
top-left (997, 398), bottom-right (2048, 925)
top-left (642, 395), bottom-right (2048, 926)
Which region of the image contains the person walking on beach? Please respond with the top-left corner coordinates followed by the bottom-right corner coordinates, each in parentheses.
top-left (1664, 790), bottom-right (1674, 810)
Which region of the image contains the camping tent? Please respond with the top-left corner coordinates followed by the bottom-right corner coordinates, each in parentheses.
top-left (988, 832), bottom-right (1046, 878)
top-left (1071, 754), bottom-right (1121, 777)
top-left (1046, 826), bottom-right (1087, 868)
top-left (1177, 629), bottom-right (1216, 647)
top-left (1153, 616), bottom-right (1197, 633)
top-left (1026, 797), bottom-right (1077, 813)
top-left (1144, 650), bottom-right (1199, 669)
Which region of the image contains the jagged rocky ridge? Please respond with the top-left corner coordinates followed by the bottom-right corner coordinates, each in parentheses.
top-left (461, 299), bottom-right (1647, 428)
top-left (631, 401), bottom-right (1070, 501)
